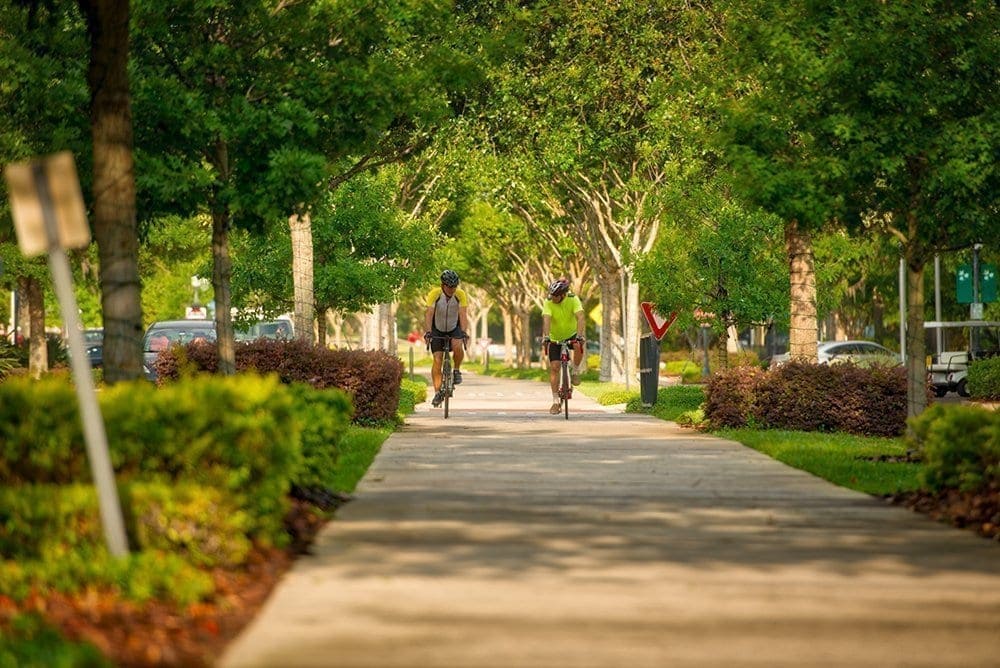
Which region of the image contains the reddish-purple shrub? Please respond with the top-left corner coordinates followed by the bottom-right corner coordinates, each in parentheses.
top-left (704, 360), bottom-right (910, 436)
top-left (703, 366), bottom-right (766, 428)
top-left (155, 339), bottom-right (403, 424)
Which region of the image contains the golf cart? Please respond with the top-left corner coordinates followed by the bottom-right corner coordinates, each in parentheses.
top-left (925, 320), bottom-right (1000, 397)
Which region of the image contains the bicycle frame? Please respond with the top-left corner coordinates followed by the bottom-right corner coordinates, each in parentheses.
top-left (428, 334), bottom-right (464, 419)
top-left (553, 337), bottom-right (579, 420)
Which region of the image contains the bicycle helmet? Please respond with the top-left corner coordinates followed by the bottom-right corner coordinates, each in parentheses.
top-left (547, 278), bottom-right (570, 297)
top-left (440, 269), bottom-right (460, 287)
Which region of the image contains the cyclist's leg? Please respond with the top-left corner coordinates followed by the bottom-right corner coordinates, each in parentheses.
top-left (450, 333), bottom-right (464, 384)
top-left (572, 339), bottom-right (586, 370)
top-left (548, 345), bottom-right (562, 414)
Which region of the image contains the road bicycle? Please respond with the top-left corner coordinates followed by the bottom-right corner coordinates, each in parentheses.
top-left (550, 336), bottom-right (581, 420)
top-left (427, 334), bottom-right (465, 418)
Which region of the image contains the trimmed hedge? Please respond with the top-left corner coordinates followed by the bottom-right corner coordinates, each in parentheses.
top-left (154, 338), bottom-right (402, 424)
top-left (0, 374), bottom-right (303, 545)
top-left (705, 361), bottom-right (909, 436)
top-left (0, 482), bottom-right (251, 568)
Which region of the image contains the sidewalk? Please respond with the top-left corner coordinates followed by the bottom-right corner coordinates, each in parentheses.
top-left (220, 372), bottom-right (1000, 668)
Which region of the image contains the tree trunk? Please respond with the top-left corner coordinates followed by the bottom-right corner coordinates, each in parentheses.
top-left (785, 219), bottom-right (818, 362)
top-left (289, 213), bottom-right (314, 345)
top-left (599, 276), bottom-right (626, 384)
top-left (18, 276), bottom-right (48, 378)
top-left (211, 208), bottom-right (236, 375)
top-left (78, 0), bottom-right (143, 383)
top-left (503, 309), bottom-right (514, 368)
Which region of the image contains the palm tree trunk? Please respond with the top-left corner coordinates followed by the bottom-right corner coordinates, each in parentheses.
top-left (289, 213), bottom-right (314, 345)
top-left (785, 219), bottom-right (818, 361)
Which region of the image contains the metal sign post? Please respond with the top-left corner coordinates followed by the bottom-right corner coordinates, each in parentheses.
top-left (4, 152), bottom-right (129, 558)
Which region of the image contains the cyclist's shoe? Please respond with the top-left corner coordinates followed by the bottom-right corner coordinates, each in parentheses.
top-left (549, 402), bottom-right (562, 415)
top-left (453, 369), bottom-right (463, 385)
top-left (571, 371), bottom-right (581, 386)
top-left (432, 390), bottom-right (445, 408)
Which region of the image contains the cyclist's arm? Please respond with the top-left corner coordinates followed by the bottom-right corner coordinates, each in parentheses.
top-left (575, 309), bottom-right (586, 340)
top-left (540, 314), bottom-right (552, 341)
top-left (458, 304), bottom-right (469, 338)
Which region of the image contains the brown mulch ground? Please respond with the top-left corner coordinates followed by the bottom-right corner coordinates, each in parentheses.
top-left (885, 483), bottom-right (1000, 541)
top-left (0, 498), bottom-right (327, 667)
top-left (3, 489), bottom-right (998, 666)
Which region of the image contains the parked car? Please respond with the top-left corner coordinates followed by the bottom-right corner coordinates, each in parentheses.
top-left (235, 318), bottom-right (294, 342)
top-left (142, 319), bottom-right (216, 380)
top-left (770, 340), bottom-right (900, 368)
top-left (83, 328), bottom-right (103, 367)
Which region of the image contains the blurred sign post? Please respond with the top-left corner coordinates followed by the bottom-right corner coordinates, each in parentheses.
top-left (4, 152), bottom-right (129, 558)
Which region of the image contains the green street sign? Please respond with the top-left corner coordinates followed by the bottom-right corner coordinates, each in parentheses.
top-left (983, 263), bottom-right (997, 303)
top-left (957, 264), bottom-right (973, 303)
top-left (956, 263), bottom-right (997, 304)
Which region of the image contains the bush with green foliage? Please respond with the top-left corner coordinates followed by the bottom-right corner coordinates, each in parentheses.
top-left (967, 356), bottom-right (1000, 401)
top-left (0, 613), bottom-right (112, 667)
top-left (0, 374), bottom-right (303, 545)
top-left (399, 377), bottom-right (427, 417)
top-left (0, 482), bottom-right (252, 569)
top-left (908, 403), bottom-right (1000, 492)
top-left (284, 382), bottom-right (353, 490)
top-left (154, 338), bottom-right (403, 424)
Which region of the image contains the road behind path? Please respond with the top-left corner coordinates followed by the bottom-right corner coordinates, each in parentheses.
top-left (221, 371), bottom-right (1000, 668)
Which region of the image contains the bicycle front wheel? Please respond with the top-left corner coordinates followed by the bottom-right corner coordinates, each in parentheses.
top-left (443, 354), bottom-right (452, 419)
top-left (561, 360), bottom-right (570, 420)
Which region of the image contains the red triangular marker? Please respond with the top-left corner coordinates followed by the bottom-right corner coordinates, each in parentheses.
top-left (641, 302), bottom-right (677, 340)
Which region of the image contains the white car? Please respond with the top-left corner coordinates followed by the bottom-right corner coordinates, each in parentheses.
top-left (770, 340), bottom-right (901, 368)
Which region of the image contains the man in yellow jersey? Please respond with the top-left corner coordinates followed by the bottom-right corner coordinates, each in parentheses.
top-left (424, 269), bottom-right (469, 408)
top-left (540, 277), bottom-right (586, 415)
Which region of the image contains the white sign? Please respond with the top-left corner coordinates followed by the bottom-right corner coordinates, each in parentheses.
top-left (4, 152), bottom-right (90, 257)
top-left (186, 306), bottom-right (208, 320)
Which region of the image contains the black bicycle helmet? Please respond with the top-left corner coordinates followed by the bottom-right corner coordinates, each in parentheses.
top-left (548, 278), bottom-right (570, 297)
top-left (440, 269), bottom-right (460, 287)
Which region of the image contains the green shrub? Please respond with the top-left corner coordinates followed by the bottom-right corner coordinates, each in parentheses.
top-left (1, 374), bottom-right (301, 546)
top-left (0, 548), bottom-right (213, 606)
top-left (1, 482), bottom-right (252, 569)
top-left (103, 375), bottom-right (301, 545)
top-left (0, 613), bottom-right (111, 668)
top-left (399, 377), bottom-right (427, 416)
top-left (125, 482), bottom-right (252, 568)
top-left (285, 382), bottom-right (353, 490)
top-left (967, 356), bottom-right (1000, 401)
top-left (908, 403), bottom-right (1000, 492)
top-left (0, 484), bottom-right (103, 561)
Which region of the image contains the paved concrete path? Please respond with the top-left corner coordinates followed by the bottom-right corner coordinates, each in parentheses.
top-left (220, 372), bottom-right (1000, 668)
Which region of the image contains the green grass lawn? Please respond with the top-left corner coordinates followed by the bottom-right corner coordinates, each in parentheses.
top-left (714, 428), bottom-right (920, 495)
top-left (332, 425), bottom-right (392, 493)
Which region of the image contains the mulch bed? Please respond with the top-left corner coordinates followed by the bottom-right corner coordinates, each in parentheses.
top-left (885, 484), bottom-right (1000, 541)
top-left (0, 498), bottom-right (329, 667)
